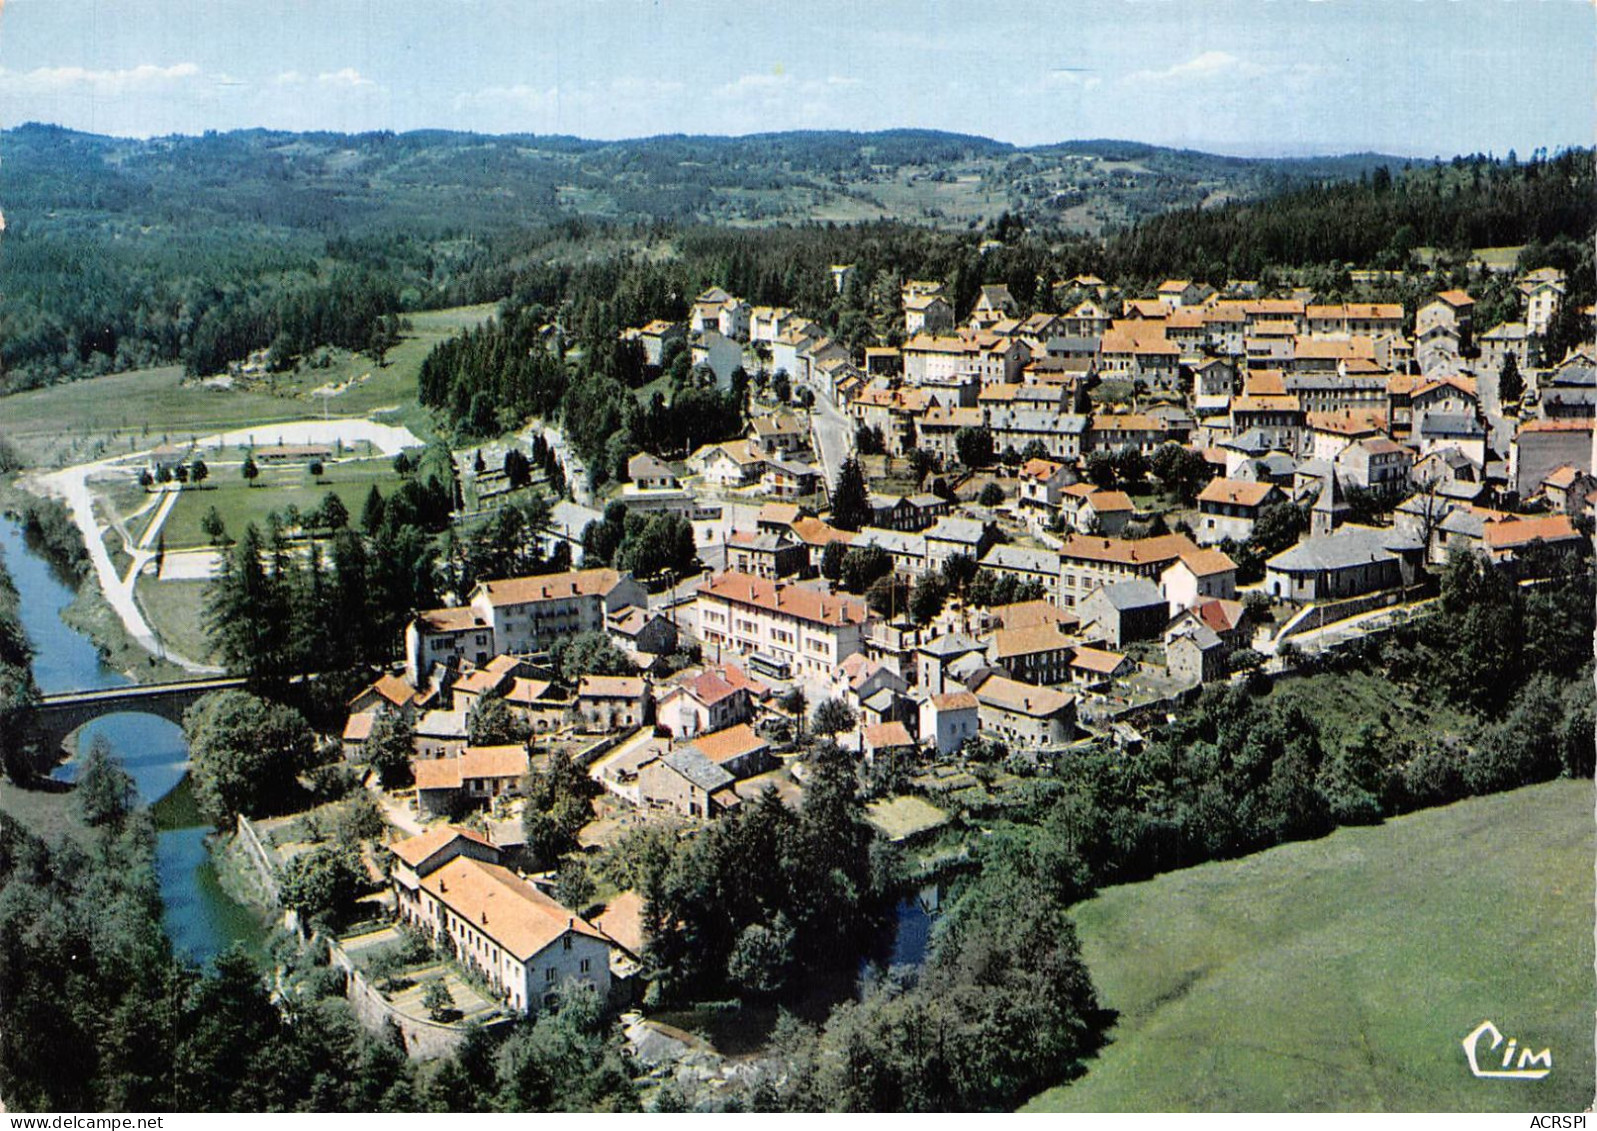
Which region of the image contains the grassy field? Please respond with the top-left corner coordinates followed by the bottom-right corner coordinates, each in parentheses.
top-left (263, 303), bottom-right (499, 415)
top-left (159, 458), bottom-right (401, 548)
top-left (136, 577), bottom-right (216, 664)
top-left (0, 304), bottom-right (495, 469)
top-left (1025, 779), bottom-right (1594, 1113)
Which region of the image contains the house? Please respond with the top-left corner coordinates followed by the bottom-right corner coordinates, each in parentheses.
top-left (1478, 321), bottom-right (1531, 378)
top-left (1194, 479), bottom-right (1284, 545)
top-left (1336, 437), bottom-right (1413, 497)
top-left (1478, 513), bottom-right (1585, 574)
top-left (689, 440), bottom-right (765, 487)
top-left (1087, 412), bottom-right (1169, 454)
top-left (1067, 646), bottom-right (1134, 688)
top-left (1305, 409), bottom-right (1388, 462)
top-left (854, 720), bottom-right (912, 762)
top-left (637, 749), bottom-right (734, 817)
top-left (972, 675), bottom-right (1075, 748)
top-left (405, 568), bottom-right (646, 685)
top-left (413, 708), bottom-right (470, 759)
top-left (832, 652), bottom-right (909, 711)
top-left (348, 673), bottom-right (425, 720)
top-left (1511, 419), bottom-right (1594, 497)
top-left (918, 690), bottom-right (979, 756)
top-left (749, 413), bottom-right (807, 458)
top-left (575, 676), bottom-right (651, 732)
top-left (1059, 483), bottom-right (1135, 536)
top-left (904, 293), bottom-right (954, 336)
top-left (915, 633), bottom-right (988, 696)
top-left (606, 607), bottom-right (679, 657)
top-left (1416, 414), bottom-right (1488, 467)
top-left (761, 456), bottom-right (822, 500)
top-left (412, 745), bottom-right (530, 818)
top-left (392, 847), bottom-right (613, 1015)
top-left (1415, 290), bottom-right (1475, 352)
top-left (1166, 621), bottom-right (1227, 686)
top-left (684, 723), bottom-right (773, 779)
top-left (986, 621), bottom-right (1076, 685)
top-left (696, 572), bottom-right (872, 679)
top-left (970, 283), bottom-right (1018, 328)
top-left (656, 664), bottom-right (761, 739)
top-left (1017, 458), bottom-right (1074, 514)
top-left (1077, 578), bottom-right (1169, 647)
top-left (1167, 598), bottom-right (1250, 647)
top-left (1542, 465), bottom-right (1597, 515)
top-left (637, 320), bottom-right (685, 367)
top-left (1264, 526), bottom-right (1424, 603)
top-left (627, 453), bottom-right (678, 491)
top-left (389, 826), bottom-right (501, 885)
top-left (923, 516), bottom-right (997, 571)
top-left (1520, 268), bottom-right (1565, 338)
top-left (851, 527), bottom-right (929, 580)
top-left (726, 529), bottom-right (809, 580)
top-left (1157, 279), bottom-right (1210, 309)
top-left (1057, 532), bottom-right (1199, 609)
top-left (341, 710), bottom-right (380, 762)
top-left (1159, 549), bottom-right (1239, 610)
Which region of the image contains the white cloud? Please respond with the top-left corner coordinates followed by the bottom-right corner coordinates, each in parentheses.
top-left (317, 67), bottom-right (379, 90)
top-left (1125, 50), bottom-right (1328, 89)
top-left (0, 62), bottom-right (202, 95)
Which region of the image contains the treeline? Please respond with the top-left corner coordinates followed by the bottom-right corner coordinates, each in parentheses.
top-left (0, 553), bottom-right (40, 782)
top-left (16, 497), bottom-right (91, 584)
top-left (1111, 148), bottom-right (1596, 286)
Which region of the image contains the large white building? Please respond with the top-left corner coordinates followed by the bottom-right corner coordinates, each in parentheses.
top-left (695, 572), bottom-right (872, 679)
top-left (389, 828), bottom-right (617, 1015)
top-left (406, 568), bottom-right (647, 684)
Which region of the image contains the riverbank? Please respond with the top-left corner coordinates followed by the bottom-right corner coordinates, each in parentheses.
top-left (0, 476), bottom-right (188, 686)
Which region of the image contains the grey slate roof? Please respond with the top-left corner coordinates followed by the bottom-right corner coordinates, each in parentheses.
top-left (980, 544), bottom-right (1060, 574)
top-left (917, 633), bottom-right (985, 658)
top-left (925, 517), bottom-right (989, 545)
top-left (1266, 526), bottom-right (1422, 573)
top-left (1087, 577), bottom-right (1166, 611)
top-left (662, 749), bottom-right (735, 793)
top-left (1420, 413), bottom-right (1486, 438)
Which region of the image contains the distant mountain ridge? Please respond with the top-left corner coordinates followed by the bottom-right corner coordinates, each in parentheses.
top-left (0, 121), bottom-right (1403, 239)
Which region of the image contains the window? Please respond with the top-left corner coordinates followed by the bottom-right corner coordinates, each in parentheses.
top-left (563, 935), bottom-right (572, 951)
top-left (545, 967), bottom-right (557, 983)
top-left (579, 958), bottom-right (591, 974)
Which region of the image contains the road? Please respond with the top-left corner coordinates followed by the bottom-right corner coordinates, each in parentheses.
top-left (30, 461), bottom-right (220, 674)
top-left (807, 391), bottom-right (854, 497)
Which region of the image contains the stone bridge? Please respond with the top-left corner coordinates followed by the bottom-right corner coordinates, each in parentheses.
top-left (32, 676), bottom-right (247, 753)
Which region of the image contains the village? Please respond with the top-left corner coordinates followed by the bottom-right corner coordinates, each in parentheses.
top-left (288, 257), bottom-right (1595, 1063)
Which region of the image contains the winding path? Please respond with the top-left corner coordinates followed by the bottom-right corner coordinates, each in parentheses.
top-left (26, 415), bottom-right (423, 676)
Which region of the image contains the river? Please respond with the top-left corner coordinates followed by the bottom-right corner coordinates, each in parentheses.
top-left (0, 515), bottom-right (266, 962)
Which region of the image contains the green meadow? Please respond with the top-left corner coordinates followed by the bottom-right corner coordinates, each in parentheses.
top-left (1027, 779), bottom-right (1595, 1113)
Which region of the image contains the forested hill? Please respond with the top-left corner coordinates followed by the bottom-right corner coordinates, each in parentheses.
top-left (1, 122), bottom-right (1397, 234)
top-left (1111, 148), bottom-right (1596, 282)
top-left (0, 122), bottom-right (1403, 393)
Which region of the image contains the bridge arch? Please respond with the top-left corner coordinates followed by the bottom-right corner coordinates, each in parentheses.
top-left (32, 677), bottom-right (247, 756)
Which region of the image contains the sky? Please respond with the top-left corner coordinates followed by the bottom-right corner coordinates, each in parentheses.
top-left (0, 0), bottom-right (1591, 157)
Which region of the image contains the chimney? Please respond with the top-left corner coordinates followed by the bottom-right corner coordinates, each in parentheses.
top-left (481, 911), bottom-right (488, 925)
